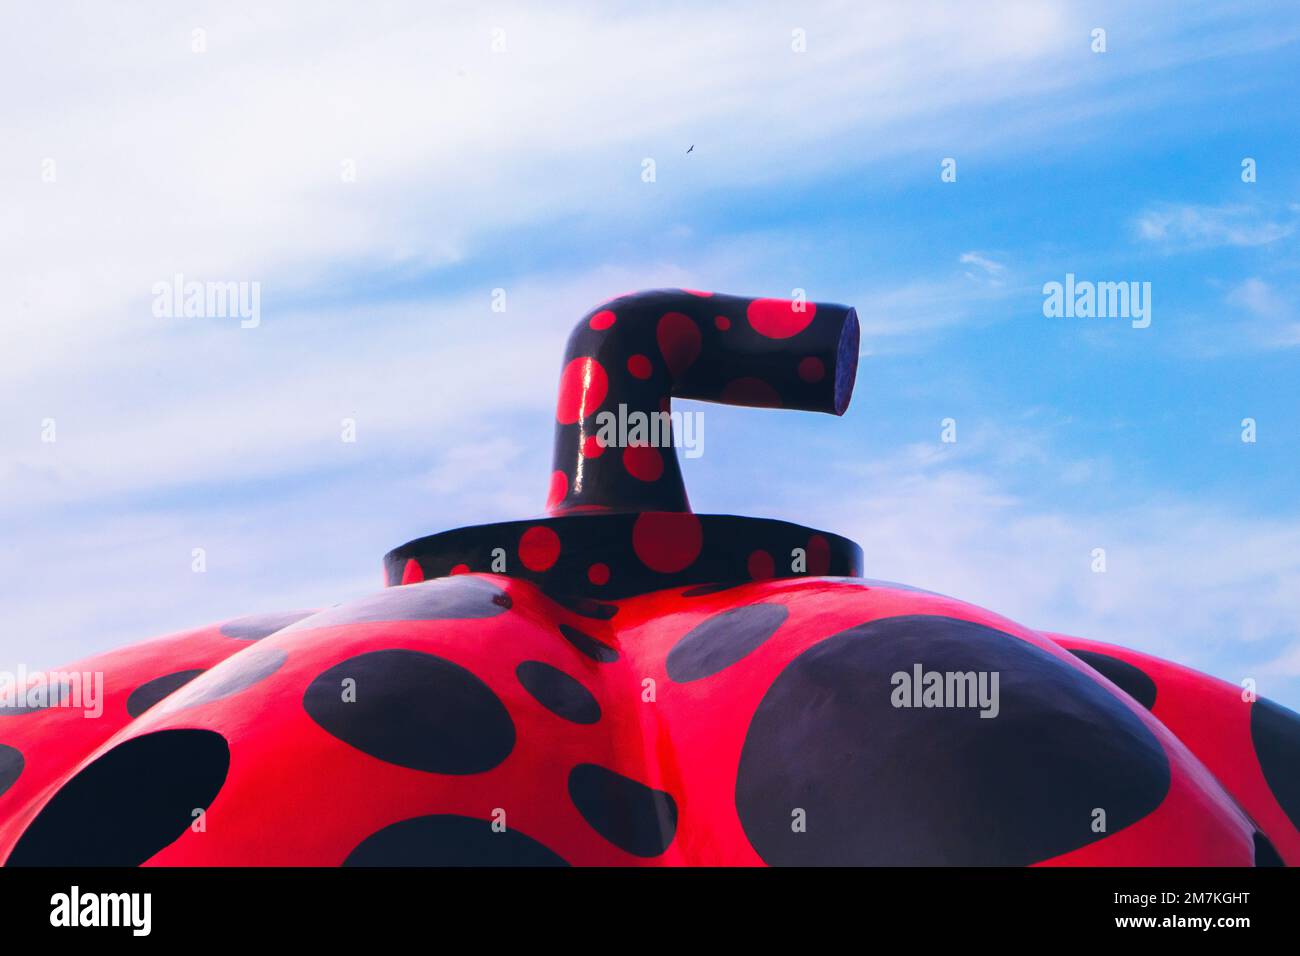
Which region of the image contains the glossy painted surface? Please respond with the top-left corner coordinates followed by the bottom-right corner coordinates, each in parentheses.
top-left (548, 289), bottom-right (859, 514)
top-left (383, 512), bottom-right (863, 600)
top-left (1, 289), bottom-right (1294, 866)
top-left (0, 575), bottom-right (1289, 865)
top-left (1048, 633), bottom-right (1300, 865)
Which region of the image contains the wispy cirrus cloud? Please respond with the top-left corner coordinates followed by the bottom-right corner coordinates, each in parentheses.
top-left (1134, 201), bottom-right (1298, 250)
top-left (959, 251), bottom-right (1007, 285)
top-left (789, 432), bottom-right (1300, 703)
top-left (1, 0), bottom-right (1084, 386)
top-left (1225, 277), bottom-right (1300, 349)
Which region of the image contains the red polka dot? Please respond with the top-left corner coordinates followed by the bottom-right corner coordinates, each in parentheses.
top-left (659, 396), bottom-right (671, 414)
top-left (518, 526), bottom-right (561, 572)
top-left (627, 354), bottom-right (653, 379)
top-left (623, 444), bottom-right (664, 482)
top-left (657, 312), bottom-right (702, 377)
top-left (798, 356), bottom-right (825, 382)
top-left (747, 298), bottom-right (816, 339)
top-left (632, 512), bottom-right (703, 573)
top-left (714, 315), bottom-right (731, 331)
top-left (545, 470), bottom-right (568, 510)
top-left (450, 563), bottom-right (470, 575)
top-left (401, 559), bottom-right (424, 585)
top-left (581, 434), bottom-right (605, 458)
top-left (807, 534), bottom-right (831, 575)
top-left (587, 563), bottom-right (610, 586)
top-left (556, 357), bottom-right (609, 425)
top-left (589, 309), bottom-right (616, 330)
top-left (721, 377), bottom-right (782, 408)
top-left (748, 550), bottom-right (775, 580)
top-left (684, 289), bottom-right (713, 297)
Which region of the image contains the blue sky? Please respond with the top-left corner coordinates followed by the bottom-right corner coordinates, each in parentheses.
top-left (3, 1), bottom-right (1299, 707)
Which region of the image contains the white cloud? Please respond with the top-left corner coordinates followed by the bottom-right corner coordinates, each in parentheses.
top-left (11, 0), bottom-right (1289, 387)
top-left (1226, 277), bottom-right (1300, 348)
top-left (788, 438), bottom-right (1300, 699)
top-left (959, 251), bottom-right (1006, 276)
top-left (1, 0), bottom-right (1083, 385)
top-left (959, 251), bottom-right (1007, 287)
top-left (1134, 202), bottom-right (1297, 250)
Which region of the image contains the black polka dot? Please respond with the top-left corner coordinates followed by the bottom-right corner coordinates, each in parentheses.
top-left (1254, 831), bottom-right (1285, 866)
top-left (516, 662), bottom-right (601, 724)
top-left (681, 583), bottom-right (742, 597)
top-left (219, 609), bottom-right (314, 640)
top-left (285, 578), bottom-right (511, 633)
top-left (0, 679), bottom-right (72, 716)
top-left (0, 744), bottom-right (23, 798)
top-left (667, 603), bottom-right (788, 682)
top-left (344, 814), bottom-right (567, 866)
top-left (1067, 649), bottom-right (1157, 710)
top-left (1250, 696), bottom-right (1300, 830)
top-left (304, 649), bottom-right (514, 774)
top-left (126, 669), bottom-right (206, 718)
top-left (558, 624), bottom-right (618, 663)
top-left (553, 596), bottom-right (619, 620)
top-left (568, 764), bottom-right (677, 857)
top-left (156, 647), bottom-right (287, 714)
top-left (5, 729), bottom-right (229, 866)
top-left (735, 615), bottom-right (1170, 866)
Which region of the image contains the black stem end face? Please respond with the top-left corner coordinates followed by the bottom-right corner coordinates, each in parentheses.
top-left (833, 308), bottom-right (860, 417)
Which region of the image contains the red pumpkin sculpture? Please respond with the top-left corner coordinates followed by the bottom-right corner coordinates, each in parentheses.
top-left (1, 289), bottom-right (1296, 867)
